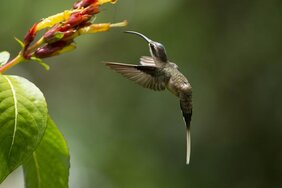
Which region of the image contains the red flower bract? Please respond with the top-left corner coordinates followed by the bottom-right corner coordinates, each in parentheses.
top-left (66, 11), bottom-right (91, 28)
top-left (24, 23), bottom-right (38, 47)
top-left (42, 4), bottom-right (99, 45)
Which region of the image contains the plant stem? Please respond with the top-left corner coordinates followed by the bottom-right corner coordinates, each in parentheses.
top-left (0, 54), bottom-right (24, 73)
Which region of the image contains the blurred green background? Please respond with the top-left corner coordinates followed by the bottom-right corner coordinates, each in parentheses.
top-left (1, 0), bottom-right (282, 187)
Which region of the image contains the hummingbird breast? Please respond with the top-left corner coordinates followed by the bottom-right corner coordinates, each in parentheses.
top-left (165, 68), bottom-right (191, 97)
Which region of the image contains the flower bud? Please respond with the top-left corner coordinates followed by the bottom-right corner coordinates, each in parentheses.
top-left (24, 23), bottom-right (38, 46)
top-left (81, 4), bottom-right (100, 16)
top-left (35, 41), bottom-right (74, 58)
top-left (66, 11), bottom-right (93, 28)
top-left (44, 24), bottom-right (77, 44)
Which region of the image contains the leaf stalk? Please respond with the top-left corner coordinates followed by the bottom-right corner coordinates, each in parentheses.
top-left (0, 54), bottom-right (24, 73)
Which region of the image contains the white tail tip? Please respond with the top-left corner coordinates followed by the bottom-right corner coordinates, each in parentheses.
top-left (186, 129), bottom-right (191, 165)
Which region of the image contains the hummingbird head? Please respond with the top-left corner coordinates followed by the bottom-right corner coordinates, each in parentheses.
top-left (125, 31), bottom-right (168, 62)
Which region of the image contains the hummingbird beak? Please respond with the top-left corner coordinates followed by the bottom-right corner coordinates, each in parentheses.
top-left (125, 31), bottom-right (168, 62)
top-left (124, 31), bottom-right (152, 43)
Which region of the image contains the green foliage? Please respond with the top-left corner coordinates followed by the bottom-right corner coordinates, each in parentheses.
top-left (0, 75), bottom-right (48, 183)
top-left (0, 51), bottom-right (10, 66)
top-left (23, 116), bottom-right (70, 188)
top-left (0, 74), bottom-right (70, 186)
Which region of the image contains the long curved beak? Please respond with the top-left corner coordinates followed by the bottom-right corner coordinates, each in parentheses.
top-left (124, 31), bottom-right (152, 43)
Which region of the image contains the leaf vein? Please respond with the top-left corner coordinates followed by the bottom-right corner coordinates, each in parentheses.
top-left (3, 76), bottom-right (18, 157)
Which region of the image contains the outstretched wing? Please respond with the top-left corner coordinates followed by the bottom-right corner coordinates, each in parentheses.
top-left (180, 91), bottom-right (192, 164)
top-left (105, 62), bottom-right (166, 91)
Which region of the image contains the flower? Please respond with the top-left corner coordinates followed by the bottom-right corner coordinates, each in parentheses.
top-left (21, 0), bottom-right (127, 61)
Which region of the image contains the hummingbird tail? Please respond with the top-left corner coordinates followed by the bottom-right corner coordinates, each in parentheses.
top-left (186, 129), bottom-right (191, 165)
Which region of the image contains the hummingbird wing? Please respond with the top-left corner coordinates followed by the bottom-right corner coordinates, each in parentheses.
top-left (105, 62), bottom-right (166, 91)
top-left (179, 91), bottom-right (192, 165)
top-left (140, 56), bottom-right (155, 66)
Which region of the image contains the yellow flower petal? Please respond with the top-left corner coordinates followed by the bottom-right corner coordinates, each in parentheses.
top-left (98, 0), bottom-right (117, 5)
top-left (55, 43), bottom-right (77, 56)
top-left (36, 10), bottom-right (79, 31)
top-left (79, 20), bottom-right (128, 34)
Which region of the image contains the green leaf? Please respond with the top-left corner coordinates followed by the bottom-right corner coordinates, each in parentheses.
top-left (23, 116), bottom-right (70, 188)
top-left (0, 75), bottom-right (48, 183)
top-left (0, 51), bottom-right (10, 66)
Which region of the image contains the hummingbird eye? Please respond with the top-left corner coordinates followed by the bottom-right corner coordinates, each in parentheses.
top-left (149, 43), bottom-right (155, 50)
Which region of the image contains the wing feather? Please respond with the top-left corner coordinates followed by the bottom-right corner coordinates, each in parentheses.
top-left (105, 62), bottom-right (166, 91)
top-left (140, 56), bottom-right (155, 66)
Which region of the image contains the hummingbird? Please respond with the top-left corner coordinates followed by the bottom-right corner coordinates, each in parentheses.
top-left (105, 31), bottom-right (193, 164)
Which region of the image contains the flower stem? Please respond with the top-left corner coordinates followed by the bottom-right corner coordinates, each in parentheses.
top-left (0, 54), bottom-right (25, 73)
